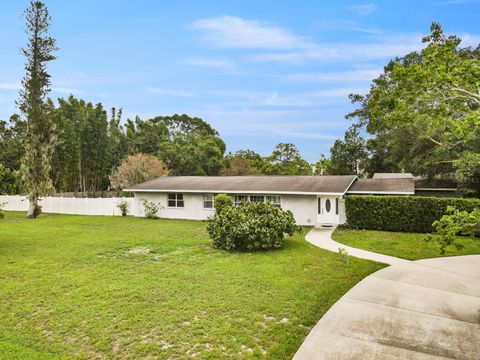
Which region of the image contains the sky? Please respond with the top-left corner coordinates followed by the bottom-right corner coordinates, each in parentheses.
top-left (1, 0), bottom-right (479, 162)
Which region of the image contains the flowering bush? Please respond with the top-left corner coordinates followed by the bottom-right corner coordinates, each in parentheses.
top-left (142, 200), bottom-right (163, 219)
top-left (207, 201), bottom-right (300, 251)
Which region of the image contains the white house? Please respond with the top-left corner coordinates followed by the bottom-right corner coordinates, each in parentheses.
top-left (125, 175), bottom-right (417, 226)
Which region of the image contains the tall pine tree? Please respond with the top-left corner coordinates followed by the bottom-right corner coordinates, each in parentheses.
top-left (18, 1), bottom-right (58, 218)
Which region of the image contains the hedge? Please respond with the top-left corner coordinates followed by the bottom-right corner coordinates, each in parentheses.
top-left (345, 195), bottom-right (480, 233)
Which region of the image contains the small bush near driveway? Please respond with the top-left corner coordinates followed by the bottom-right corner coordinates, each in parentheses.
top-left (207, 201), bottom-right (300, 251)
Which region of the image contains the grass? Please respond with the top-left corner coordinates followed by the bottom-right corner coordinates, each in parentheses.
top-left (0, 212), bottom-right (384, 360)
top-left (333, 228), bottom-right (480, 261)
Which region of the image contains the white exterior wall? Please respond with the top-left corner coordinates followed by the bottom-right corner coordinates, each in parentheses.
top-left (0, 195), bottom-right (137, 216)
top-left (133, 192), bottom-right (216, 220)
top-left (280, 194), bottom-right (318, 226)
top-left (1, 193), bottom-right (347, 225)
top-left (133, 192), bottom-right (345, 226)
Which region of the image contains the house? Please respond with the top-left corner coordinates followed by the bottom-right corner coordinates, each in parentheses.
top-left (125, 174), bottom-right (429, 226)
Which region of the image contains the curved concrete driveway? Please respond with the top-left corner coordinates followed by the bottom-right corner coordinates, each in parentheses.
top-left (294, 227), bottom-right (480, 359)
top-left (305, 226), bottom-right (410, 265)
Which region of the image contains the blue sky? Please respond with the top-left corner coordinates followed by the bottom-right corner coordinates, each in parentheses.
top-left (1, 0), bottom-right (479, 161)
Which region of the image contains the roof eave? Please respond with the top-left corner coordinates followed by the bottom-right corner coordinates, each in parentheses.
top-left (125, 189), bottom-right (346, 196)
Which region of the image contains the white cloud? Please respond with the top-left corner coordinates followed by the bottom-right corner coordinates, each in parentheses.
top-left (188, 15), bottom-right (434, 64)
top-left (146, 87), bottom-right (195, 97)
top-left (206, 87), bottom-right (366, 107)
top-left (0, 83), bottom-right (21, 90)
top-left (249, 35), bottom-right (425, 64)
top-left (347, 3), bottom-right (378, 16)
top-left (314, 19), bottom-right (382, 34)
top-left (188, 15), bottom-right (308, 49)
top-left (435, 0), bottom-right (480, 4)
top-left (458, 33), bottom-right (480, 47)
top-left (52, 87), bottom-right (83, 95)
top-left (279, 69), bottom-right (382, 83)
top-left (0, 82), bottom-right (82, 95)
top-left (183, 57), bottom-right (236, 70)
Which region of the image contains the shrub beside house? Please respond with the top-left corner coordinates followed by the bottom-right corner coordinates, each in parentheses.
top-left (346, 195), bottom-right (480, 233)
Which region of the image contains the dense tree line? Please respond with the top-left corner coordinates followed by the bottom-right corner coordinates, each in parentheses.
top-left (1, 103), bottom-right (318, 194)
top-left (326, 23), bottom-right (480, 196)
top-left (2, 7), bottom-right (478, 198)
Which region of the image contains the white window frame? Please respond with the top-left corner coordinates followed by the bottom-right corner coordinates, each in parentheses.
top-left (266, 195), bottom-right (282, 208)
top-left (234, 195), bottom-right (248, 206)
top-left (203, 194), bottom-right (214, 209)
top-left (167, 193), bottom-right (184, 208)
top-left (249, 195), bottom-right (265, 203)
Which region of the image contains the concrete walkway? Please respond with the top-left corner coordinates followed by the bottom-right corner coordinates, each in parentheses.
top-left (294, 227), bottom-right (480, 359)
top-left (306, 226), bottom-right (410, 265)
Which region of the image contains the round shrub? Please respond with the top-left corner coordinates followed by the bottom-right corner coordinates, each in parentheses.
top-left (214, 193), bottom-right (232, 215)
top-left (207, 201), bottom-right (300, 251)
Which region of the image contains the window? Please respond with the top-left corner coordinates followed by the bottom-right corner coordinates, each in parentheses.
top-left (234, 195), bottom-right (247, 206)
top-left (249, 195), bottom-right (265, 203)
top-left (168, 193), bottom-right (184, 208)
top-left (325, 199), bottom-right (331, 212)
top-left (203, 194), bottom-right (214, 209)
top-left (335, 198), bottom-right (339, 215)
top-left (266, 195), bottom-right (281, 208)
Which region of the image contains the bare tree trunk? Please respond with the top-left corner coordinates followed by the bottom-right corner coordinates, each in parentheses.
top-left (27, 195), bottom-right (37, 219)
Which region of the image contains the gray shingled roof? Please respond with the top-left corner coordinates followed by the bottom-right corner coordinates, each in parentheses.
top-left (347, 178), bottom-right (415, 194)
top-left (125, 175), bottom-right (357, 194)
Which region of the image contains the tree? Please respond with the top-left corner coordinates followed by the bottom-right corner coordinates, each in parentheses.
top-left (18, 1), bottom-right (58, 218)
top-left (52, 96), bottom-right (113, 193)
top-left (454, 152), bottom-right (480, 197)
top-left (347, 22), bottom-right (480, 179)
top-left (328, 126), bottom-right (367, 175)
top-left (228, 149), bottom-right (264, 170)
top-left (109, 153), bottom-right (169, 191)
top-left (0, 164), bottom-right (23, 195)
top-left (262, 143), bottom-right (311, 175)
top-left (125, 114), bottom-right (225, 176)
top-left (0, 115), bottom-right (26, 170)
top-left (314, 154), bottom-right (330, 175)
top-left (107, 107), bottom-right (128, 175)
top-left (220, 155), bottom-right (260, 176)
top-left (125, 116), bottom-right (168, 155)
top-left (159, 132), bottom-right (226, 175)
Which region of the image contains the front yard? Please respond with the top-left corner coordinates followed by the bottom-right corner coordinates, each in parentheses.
top-left (0, 212), bottom-right (384, 359)
top-left (333, 228), bottom-right (480, 260)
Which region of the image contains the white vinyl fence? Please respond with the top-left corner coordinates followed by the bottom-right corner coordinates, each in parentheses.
top-left (0, 195), bottom-right (138, 217)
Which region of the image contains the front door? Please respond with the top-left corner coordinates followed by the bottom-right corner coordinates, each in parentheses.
top-left (317, 196), bottom-right (338, 225)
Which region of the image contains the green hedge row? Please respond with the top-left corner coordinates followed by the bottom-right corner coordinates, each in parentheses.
top-left (345, 195), bottom-right (480, 233)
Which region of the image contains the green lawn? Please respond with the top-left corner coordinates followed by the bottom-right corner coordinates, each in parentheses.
top-left (0, 212), bottom-right (384, 360)
top-left (333, 228), bottom-right (480, 261)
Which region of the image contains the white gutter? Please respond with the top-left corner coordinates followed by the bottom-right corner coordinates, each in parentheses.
top-left (123, 189), bottom-right (346, 196)
top-left (346, 191), bottom-right (415, 195)
top-left (415, 188), bottom-right (456, 191)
